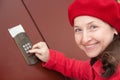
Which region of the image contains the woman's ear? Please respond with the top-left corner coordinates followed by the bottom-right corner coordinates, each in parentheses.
top-left (113, 28), bottom-right (118, 35)
top-left (113, 28), bottom-right (119, 40)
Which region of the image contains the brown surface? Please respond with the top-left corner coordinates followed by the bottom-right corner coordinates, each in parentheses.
top-left (23, 0), bottom-right (88, 60)
top-left (0, 0), bottom-right (88, 80)
top-left (0, 0), bottom-right (64, 80)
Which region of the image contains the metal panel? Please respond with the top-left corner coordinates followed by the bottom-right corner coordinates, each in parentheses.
top-left (0, 0), bottom-right (64, 80)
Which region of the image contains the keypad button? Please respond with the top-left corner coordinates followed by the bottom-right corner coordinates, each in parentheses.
top-left (22, 43), bottom-right (32, 54)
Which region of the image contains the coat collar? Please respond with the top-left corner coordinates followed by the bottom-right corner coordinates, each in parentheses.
top-left (92, 59), bottom-right (105, 76)
top-left (92, 59), bottom-right (120, 79)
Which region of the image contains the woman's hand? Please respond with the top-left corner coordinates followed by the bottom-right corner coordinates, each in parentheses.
top-left (29, 42), bottom-right (49, 62)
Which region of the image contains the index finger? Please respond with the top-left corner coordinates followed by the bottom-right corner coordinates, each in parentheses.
top-left (32, 42), bottom-right (46, 49)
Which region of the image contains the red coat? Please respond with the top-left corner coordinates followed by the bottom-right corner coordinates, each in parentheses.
top-left (43, 50), bottom-right (120, 80)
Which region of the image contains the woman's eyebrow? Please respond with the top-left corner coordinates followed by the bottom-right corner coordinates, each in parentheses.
top-left (73, 26), bottom-right (79, 28)
top-left (73, 21), bottom-right (94, 28)
top-left (87, 21), bottom-right (94, 25)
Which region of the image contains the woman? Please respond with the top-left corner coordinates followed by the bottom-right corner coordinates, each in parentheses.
top-left (29, 0), bottom-right (120, 79)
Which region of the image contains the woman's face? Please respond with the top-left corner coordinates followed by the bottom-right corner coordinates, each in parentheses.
top-left (74, 16), bottom-right (117, 58)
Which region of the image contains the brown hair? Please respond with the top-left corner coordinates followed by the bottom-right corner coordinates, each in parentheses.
top-left (101, 33), bottom-right (120, 77)
top-left (91, 33), bottom-right (120, 78)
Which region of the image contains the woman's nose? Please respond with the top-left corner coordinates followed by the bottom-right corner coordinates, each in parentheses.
top-left (81, 32), bottom-right (92, 45)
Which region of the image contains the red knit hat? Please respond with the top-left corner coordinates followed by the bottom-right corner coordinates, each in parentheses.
top-left (68, 0), bottom-right (120, 32)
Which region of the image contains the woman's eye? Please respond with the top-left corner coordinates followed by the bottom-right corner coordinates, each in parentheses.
top-left (90, 25), bottom-right (98, 30)
top-left (74, 28), bottom-right (82, 33)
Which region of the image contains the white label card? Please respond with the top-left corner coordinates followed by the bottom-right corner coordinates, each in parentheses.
top-left (8, 24), bottom-right (25, 38)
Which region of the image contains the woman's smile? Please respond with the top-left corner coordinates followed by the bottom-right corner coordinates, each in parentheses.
top-left (74, 16), bottom-right (117, 58)
top-left (84, 42), bottom-right (99, 52)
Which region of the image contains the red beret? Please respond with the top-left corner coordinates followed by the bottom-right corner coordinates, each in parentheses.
top-left (68, 0), bottom-right (120, 32)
